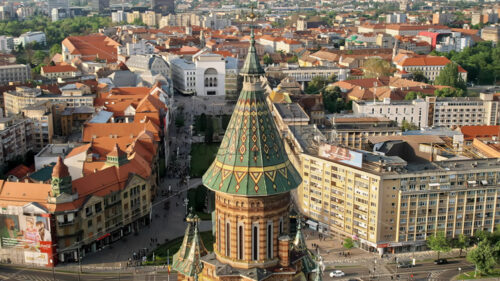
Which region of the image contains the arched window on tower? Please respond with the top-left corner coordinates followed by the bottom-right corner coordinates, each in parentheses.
top-left (252, 225), bottom-right (258, 261)
top-left (279, 218), bottom-right (283, 235)
top-left (218, 218), bottom-right (221, 252)
top-left (267, 222), bottom-right (273, 259)
top-left (226, 222), bottom-right (231, 257)
top-left (238, 225), bottom-right (243, 260)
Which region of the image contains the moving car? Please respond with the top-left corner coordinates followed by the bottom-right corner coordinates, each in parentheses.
top-left (330, 270), bottom-right (346, 277)
top-left (397, 261), bottom-right (413, 268)
top-left (434, 258), bottom-right (448, 265)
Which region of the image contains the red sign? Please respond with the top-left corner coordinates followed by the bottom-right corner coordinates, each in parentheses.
top-left (97, 233), bottom-right (110, 241)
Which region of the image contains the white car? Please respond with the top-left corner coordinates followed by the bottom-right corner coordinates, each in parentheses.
top-left (329, 270), bottom-right (345, 277)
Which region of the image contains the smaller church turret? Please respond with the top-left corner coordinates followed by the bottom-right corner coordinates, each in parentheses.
top-left (105, 143), bottom-right (129, 167)
top-left (51, 156), bottom-right (72, 197)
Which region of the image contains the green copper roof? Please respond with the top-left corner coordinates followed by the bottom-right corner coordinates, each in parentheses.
top-left (202, 38), bottom-right (301, 196)
top-left (240, 29), bottom-right (265, 75)
top-left (172, 214), bottom-right (207, 276)
top-left (202, 26), bottom-right (300, 196)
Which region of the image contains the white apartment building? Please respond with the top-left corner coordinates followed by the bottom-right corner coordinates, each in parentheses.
top-left (0, 116), bottom-right (33, 166)
top-left (14, 31), bottom-right (46, 47)
top-left (112, 10), bottom-right (127, 23)
top-left (353, 98), bottom-right (429, 128)
top-left (428, 94), bottom-right (498, 128)
top-left (0, 64), bottom-right (31, 85)
top-left (169, 58), bottom-right (197, 95)
top-left (0, 35), bottom-right (13, 53)
top-left (274, 66), bottom-right (348, 83)
top-left (118, 39), bottom-right (155, 57)
top-left (353, 94), bottom-right (498, 128)
top-left (386, 13), bottom-right (407, 24)
top-left (435, 33), bottom-right (473, 53)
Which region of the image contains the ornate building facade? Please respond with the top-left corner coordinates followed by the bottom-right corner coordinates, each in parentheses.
top-left (173, 16), bottom-right (318, 281)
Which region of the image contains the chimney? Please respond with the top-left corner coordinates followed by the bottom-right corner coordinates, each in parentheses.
top-left (278, 235), bottom-right (290, 267)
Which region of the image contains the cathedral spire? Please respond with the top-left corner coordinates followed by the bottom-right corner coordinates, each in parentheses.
top-left (240, 5), bottom-right (264, 76)
top-left (172, 213), bottom-right (207, 277)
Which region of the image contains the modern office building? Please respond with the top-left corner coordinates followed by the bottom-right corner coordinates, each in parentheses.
top-left (0, 64), bottom-right (31, 85)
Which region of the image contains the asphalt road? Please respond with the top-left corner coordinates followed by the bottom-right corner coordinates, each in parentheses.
top-left (385, 258), bottom-right (473, 281)
top-left (0, 266), bottom-right (177, 281)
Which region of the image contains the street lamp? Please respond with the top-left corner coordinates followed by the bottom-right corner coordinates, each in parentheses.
top-left (184, 198), bottom-right (189, 218)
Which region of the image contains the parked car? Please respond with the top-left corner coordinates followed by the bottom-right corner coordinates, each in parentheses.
top-left (330, 270), bottom-right (345, 277)
top-left (434, 259), bottom-right (448, 265)
top-left (397, 261), bottom-right (413, 268)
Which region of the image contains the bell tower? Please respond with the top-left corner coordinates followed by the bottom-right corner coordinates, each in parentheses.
top-left (51, 156), bottom-right (72, 197)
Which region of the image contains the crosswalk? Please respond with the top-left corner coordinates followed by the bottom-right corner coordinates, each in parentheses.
top-left (0, 273), bottom-right (54, 281)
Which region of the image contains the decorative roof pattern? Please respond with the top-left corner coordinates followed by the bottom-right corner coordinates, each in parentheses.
top-left (202, 87), bottom-right (301, 196)
top-left (202, 21), bottom-right (301, 196)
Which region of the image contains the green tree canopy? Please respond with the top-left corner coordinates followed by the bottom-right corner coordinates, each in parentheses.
top-left (434, 63), bottom-right (467, 91)
top-left (434, 87), bottom-right (465, 98)
top-left (343, 238), bottom-right (355, 249)
top-left (427, 231), bottom-right (451, 259)
top-left (49, 44), bottom-right (62, 57)
top-left (323, 86), bottom-right (349, 113)
top-left (306, 76), bottom-right (328, 94)
top-left (467, 239), bottom-right (499, 276)
top-left (363, 57), bottom-right (394, 78)
top-left (412, 70), bottom-right (428, 83)
top-left (262, 54), bottom-right (273, 65)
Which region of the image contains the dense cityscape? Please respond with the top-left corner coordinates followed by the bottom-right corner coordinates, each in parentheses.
top-left (0, 0), bottom-right (499, 280)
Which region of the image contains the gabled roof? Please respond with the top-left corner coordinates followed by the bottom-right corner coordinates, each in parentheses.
top-left (82, 121), bottom-right (160, 142)
top-left (41, 64), bottom-right (78, 73)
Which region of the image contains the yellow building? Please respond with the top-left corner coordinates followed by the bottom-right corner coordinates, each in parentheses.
top-left (298, 142), bottom-right (500, 254)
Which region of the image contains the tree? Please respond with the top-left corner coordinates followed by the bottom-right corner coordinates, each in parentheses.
top-left (412, 70), bottom-right (428, 83)
top-left (401, 119), bottom-right (418, 131)
top-left (132, 17), bottom-right (145, 26)
top-left (205, 116), bottom-right (214, 144)
top-left (467, 239), bottom-right (498, 276)
top-left (343, 238), bottom-right (355, 250)
top-left (262, 54), bottom-right (273, 65)
top-left (323, 86), bottom-right (347, 113)
top-left (434, 87), bottom-right (465, 98)
top-left (306, 76), bottom-right (328, 94)
top-left (427, 231), bottom-right (451, 260)
top-left (404, 91), bottom-right (424, 100)
top-left (287, 55), bottom-right (298, 64)
top-left (49, 44), bottom-right (62, 57)
top-left (434, 63), bottom-right (467, 91)
top-left (363, 58), bottom-right (393, 78)
top-left (454, 234), bottom-right (470, 257)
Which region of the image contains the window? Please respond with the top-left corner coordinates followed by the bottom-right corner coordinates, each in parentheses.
top-left (87, 219), bottom-right (92, 227)
top-left (226, 222), bottom-right (230, 257)
top-left (95, 202), bottom-right (102, 213)
top-left (252, 225), bottom-right (258, 261)
top-left (279, 218), bottom-right (283, 235)
top-left (238, 225), bottom-right (243, 260)
top-left (267, 223), bottom-right (273, 259)
top-left (217, 218), bottom-right (221, 252)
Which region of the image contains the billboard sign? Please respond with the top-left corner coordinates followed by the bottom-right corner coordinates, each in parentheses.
top-left (318, 144), bottom-right (363, 168)
top-left (0, 213), bottom-right (53, 266)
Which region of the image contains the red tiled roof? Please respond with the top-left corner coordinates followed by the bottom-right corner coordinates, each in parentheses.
top-left (460, 125), bottom-right (500, 140)
top-left (41, 64), bottom-right (77, 73)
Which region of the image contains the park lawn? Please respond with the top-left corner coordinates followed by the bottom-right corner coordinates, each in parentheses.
top-left (187, 187), bottom-right (211, 221)
top-left (147, 231), bottom-right (214, 266)
top-left (190, 143), bottom-right (219, 178)
top-left (455, 269), bottom-right (500, 280)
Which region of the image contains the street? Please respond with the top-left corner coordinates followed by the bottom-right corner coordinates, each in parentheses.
top-left (0, 265), bottom-right (178, 281)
